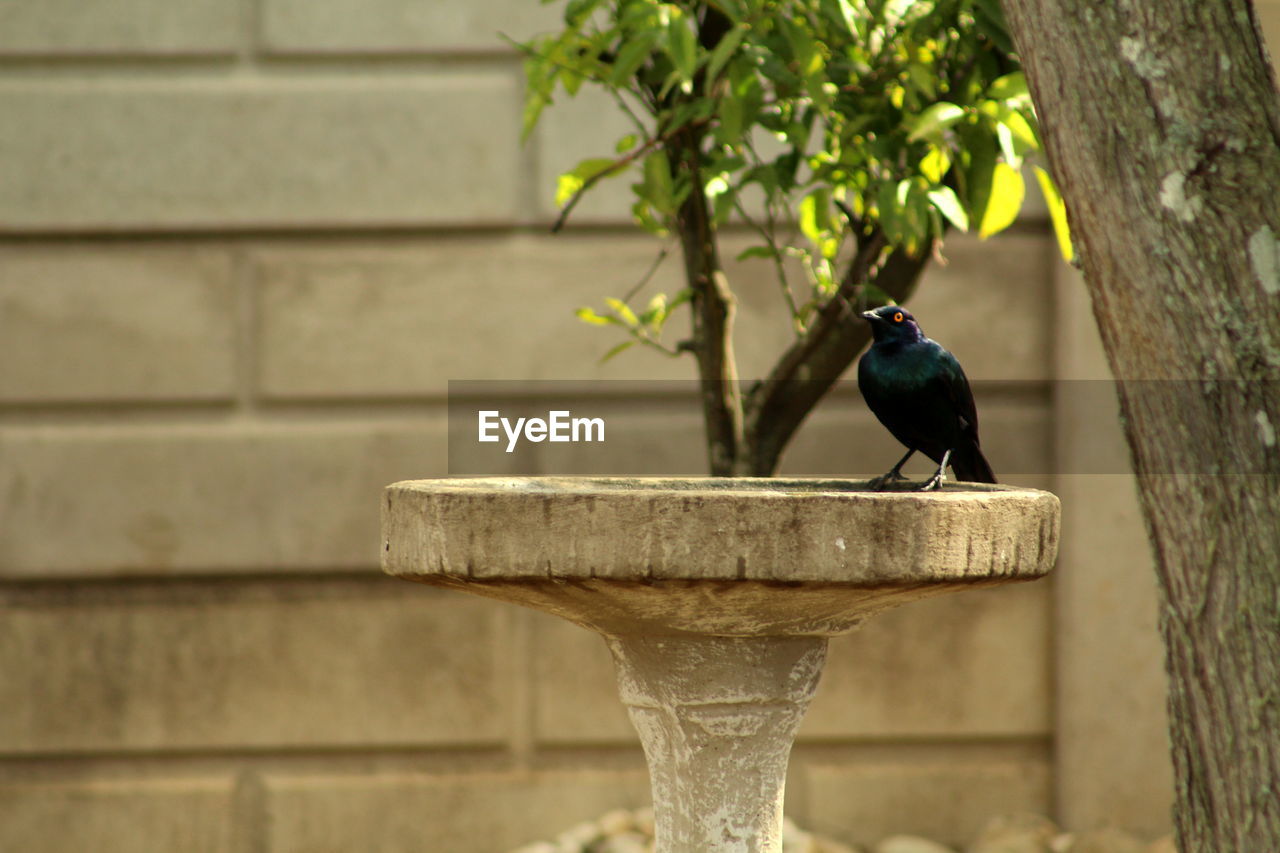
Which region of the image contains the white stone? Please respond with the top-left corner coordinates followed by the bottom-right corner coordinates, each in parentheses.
top-left (598, 833), bottom-right (653, 853)
top-left (1247, 224), bottom-right (1279, 294)
top-left (1158, 172), bottom-right (1200, 223)
top-left (1258, 410), bottom-right (1277, 448)
top-left (598, 808), bottom-right (637, 836)
top-left (557, 820), bottom-right (602, 846)
top-left (968, 812), bottom-right (1060, 853)
top-left (1119, 37), bottom-right (1142, 64)
top-left (874, 835), bottom-right (956, 853)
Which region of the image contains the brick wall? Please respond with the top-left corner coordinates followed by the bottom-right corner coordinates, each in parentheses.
top-left (6, 2), bottom-right (1278, 850)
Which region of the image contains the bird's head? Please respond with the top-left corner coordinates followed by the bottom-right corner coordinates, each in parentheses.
top-left (860, 304), bottom-right (924, 343)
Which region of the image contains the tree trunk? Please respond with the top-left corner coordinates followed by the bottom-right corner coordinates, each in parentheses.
top-left (675, 145), bottom-right (745, 477)
top-left (1000, 1), bottom-right (1280, 850)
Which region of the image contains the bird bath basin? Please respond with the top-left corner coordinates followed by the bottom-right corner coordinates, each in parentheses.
top-left (382, 477), bottom-right (1060, 852)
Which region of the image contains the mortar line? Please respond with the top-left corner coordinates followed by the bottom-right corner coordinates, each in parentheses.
top-left (0, 221), bottom-right (753, 243)
top-left (0, 744), bottom-right (516, 777)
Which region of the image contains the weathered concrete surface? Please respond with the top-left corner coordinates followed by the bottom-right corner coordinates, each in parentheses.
top-left (382, 477), bottom-right (1060, 637)
top-left (383, 477), bottom-right (1060, 853)
top-left (609, 634), bottom-right (826, 853)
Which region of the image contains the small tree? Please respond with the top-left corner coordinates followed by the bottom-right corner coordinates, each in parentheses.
top-left (519, 0), bottom-right (1068, 475)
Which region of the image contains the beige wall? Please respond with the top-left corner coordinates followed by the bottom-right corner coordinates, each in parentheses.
top-left (5, 2), bottom-right (1278, 850)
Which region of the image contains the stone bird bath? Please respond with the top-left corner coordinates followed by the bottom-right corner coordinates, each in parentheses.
top-left (382, 477), bottom-right (1059, 853)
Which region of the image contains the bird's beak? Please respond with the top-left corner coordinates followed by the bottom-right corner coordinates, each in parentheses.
top-left (860, 310), bottom-right (878, 321)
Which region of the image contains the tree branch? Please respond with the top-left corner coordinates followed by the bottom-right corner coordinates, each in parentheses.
top-left (551, 123), bottom-right (701, 233)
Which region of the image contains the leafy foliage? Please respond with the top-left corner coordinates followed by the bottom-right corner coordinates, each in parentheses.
top-left (520, 0), bottom-right (1068, 348)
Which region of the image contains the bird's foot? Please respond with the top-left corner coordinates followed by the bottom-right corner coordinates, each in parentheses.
top-left (869, 469), bottom-right (909, 491)
top-left (919, 471), bottom-right (947, 491)
top-left (918, 450), bottom-right (952, 492)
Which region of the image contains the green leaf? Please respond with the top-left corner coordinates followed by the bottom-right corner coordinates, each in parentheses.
top-left (978, 162), bottom-right (1025, 238)
top-left (831, 0), bottom-right (860, 37)
top-left (899, 179), bottom-right (932, 252)
top-left (630, 197), bottom-right (668, 235)
top-left (799, 188), bottom-right (834, 247)
top-left (972, 0), bottom-right (1015, 54)
top-left (715, 0), bottom-right (747, 21)
top-left (641, 150), bottom-right (676, 213)
top-left (717, 94), bottom-right (744, 141)
top-left (905, 62), bottom-right (937, 100)
top-left (781, 16), bottom-right (820, 75)
top-left (641, 292), bottom-right (668, 327)
top-left (600, 340), bottom-right (635, 363)
top-left (717, 57), bottom-right (762, 143)
top-left (664, 5), bottom-right (698, 91)
top-left (736, 245), bottom-right (777, 261)
top-left (520, 48), bottom-right (558, 141)
top-left (1034, 165), bottom-right (1074, 262)
top-left (656, 68), bottom-right (684, 102)
top-left (704, 173), bottom-right (731, 198)
top-left (522, 91), bottom-right (550, 142)
top-left (875, 180), bottom-right (898, 239)
top-left (615, 133), bottom-right (639, 154)
top-left (605, 297), bottom-right (639, 327)
top-left (575, 307), bottom-right (617, 326)
top-left (706, 170), bottom-right (737, 223)
top-left (663, 99), bottom-right (714, 134)
top-left (995, 120), bottom-right (1019, 168)
top-left (998, 107), bottom-right (1040, 152)
top-left (556, 157), bottom-right (620, 207)
top-left (987, 71), bottom-right (1029, 103)
top-left (927, 186), bottom-right (969, 231)
top-left (959, 122), bottom-right (998, 224)
top-left (609, 31), bottom-right (659, 85)
top-left (907, 102), bottom-right (966, 142)
top-left (705, 24), bottom-right (749, 89)
top-left (806, 71), bottom-right (834, 112)
top-left (563, 0), bottom-right (602, 26)
top-left (920, 146), bottom-right (951, 183)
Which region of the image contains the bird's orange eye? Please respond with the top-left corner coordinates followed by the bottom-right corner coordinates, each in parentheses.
top-left (893, 311), bottom-right (903, 323)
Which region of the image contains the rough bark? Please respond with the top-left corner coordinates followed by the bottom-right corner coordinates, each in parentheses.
top-left (1000, 1), bottom-right (1280, 850)
top-left (675, 165), bottom-right (745, 476)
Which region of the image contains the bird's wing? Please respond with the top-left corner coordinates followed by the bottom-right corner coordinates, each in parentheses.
top-left (935, 347), bottom-right (981, 439)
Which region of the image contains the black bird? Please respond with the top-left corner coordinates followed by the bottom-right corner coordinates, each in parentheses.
top-left (857, 305), bottom-right (996, 490)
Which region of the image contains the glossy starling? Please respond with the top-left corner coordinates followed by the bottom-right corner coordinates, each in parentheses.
top-left (857, 305), bottom-right (996, 490)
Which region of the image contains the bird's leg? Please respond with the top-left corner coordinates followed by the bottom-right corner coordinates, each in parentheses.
top-left (920, 449), bottom-right (952, 491)
top-left (869, 449), bottom-right (915, 491)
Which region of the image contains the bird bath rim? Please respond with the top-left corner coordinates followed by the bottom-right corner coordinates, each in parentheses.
top-left (389, 474), bottom-right (1025, 494)
top-left (381, 476), bottom-right (1059, 637)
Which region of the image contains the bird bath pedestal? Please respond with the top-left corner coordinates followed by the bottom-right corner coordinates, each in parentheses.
top-left (382, 477), bottom-right (1059, 853)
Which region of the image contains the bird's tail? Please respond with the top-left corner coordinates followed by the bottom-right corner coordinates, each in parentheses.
top-left (950, 444), bottom-right (997, 483)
